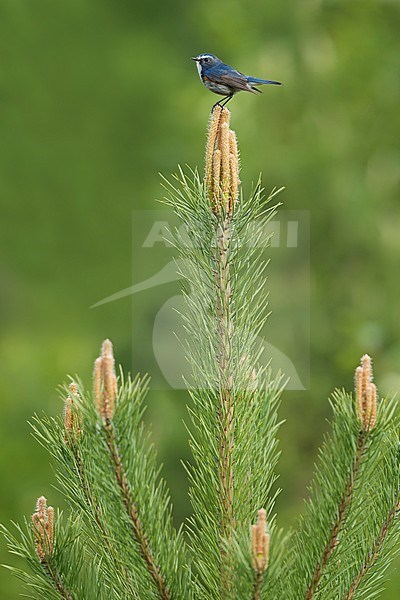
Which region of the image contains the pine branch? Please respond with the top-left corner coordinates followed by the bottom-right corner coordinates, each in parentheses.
top-left (283, 356), bottom-right (400, 600)
top-left (305, 430), bottom-right (368, 599)
top-left (2, 508), bottom-right (97, 600)
top-left (344, 497), bottom-right (399, 600)
top-left (252, 570), bottom-right (264, 600)
top-left (94, 340), bottom-right (172, 600)
top-left (162, 109), bottom-right (283, 599)
top-left (330, 413), bottom-right (400, 600)
top-left (103, 419), bottom-right (171, 599)
top-left (32, 394), bottom-right (143, 597)
top-left (39, 558), bottom-right (74, 600)
top-left (205, 107), bottom-right (238, 596)
top-left (24, 344), bottom-right (191, 599)
top-left (215, 216), bottom-right (235, 591)
top-left (64, 383), bottom-right (134, 592)
top-left (31, 496), bottom-right (73, 600)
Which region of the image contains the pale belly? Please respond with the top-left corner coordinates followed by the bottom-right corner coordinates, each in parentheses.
top-left (203, 79), bottom-right (233, 95)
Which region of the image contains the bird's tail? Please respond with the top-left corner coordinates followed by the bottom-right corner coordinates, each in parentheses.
top-left (247, 77), bottom-right (282, 86)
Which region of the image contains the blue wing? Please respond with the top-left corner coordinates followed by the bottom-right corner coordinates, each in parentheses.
top-left (207, 63), bottom-right (282, 91)
top-left (206, 64), bottom-right (252, 92)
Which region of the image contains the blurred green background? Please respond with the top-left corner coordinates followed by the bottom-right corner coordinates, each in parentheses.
top-left (1, 0), bottom-right (400, 597)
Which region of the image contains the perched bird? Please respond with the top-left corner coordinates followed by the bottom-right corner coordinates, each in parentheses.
top-left (192, 53), bottom-right (282, 108)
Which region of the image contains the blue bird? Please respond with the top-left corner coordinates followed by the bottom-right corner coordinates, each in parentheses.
top-left (192, 53), bottom-right (282, 108)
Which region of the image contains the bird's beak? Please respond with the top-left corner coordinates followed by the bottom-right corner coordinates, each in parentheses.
top-left (191, 57), bottom-right (198, 61)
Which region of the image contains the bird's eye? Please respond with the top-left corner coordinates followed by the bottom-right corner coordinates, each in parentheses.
top-left (204, 57), bottom-right (209, 62)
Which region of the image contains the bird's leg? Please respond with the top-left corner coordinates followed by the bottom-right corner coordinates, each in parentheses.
top-left (212, 95), bottom-right (233, 111)
top-left (220, 94), bottom-right (233, 107)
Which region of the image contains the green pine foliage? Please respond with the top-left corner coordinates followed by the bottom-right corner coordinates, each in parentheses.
top-left (276, 390), bottom-right (400, 600)
top-left (162, 168), bottom-right (284, 598)
top-left (3, 372), bottom-right (191, 599)
top-left (1, 511), bottom-right (98, 599)
top-left (2, 108), bottom-right (399, 599)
